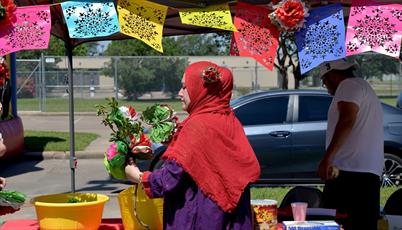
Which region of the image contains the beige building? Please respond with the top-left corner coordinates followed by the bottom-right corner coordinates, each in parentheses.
top-left (55, 56), bottom-right (291, 89)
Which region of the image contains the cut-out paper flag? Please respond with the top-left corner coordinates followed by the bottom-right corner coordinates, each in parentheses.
top-left (117, 0), bottom-right (167, 53)
top-left (346, 0), bottom-right (402, 58)
top-left (229, 34), bottom-right (239, 56)
top-left (233, 2), bottom-right (280, 70)
top-left (61, 0), bottom-right (119, 38)
top-left (296, 4), bottom-right (346, 74)
top-left (0, 5), bottom-right (51, 56)
top-left (179, 3), bottom-right (237, 31)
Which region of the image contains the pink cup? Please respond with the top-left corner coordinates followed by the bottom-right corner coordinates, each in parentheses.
top-left (291, 202), bottom-right (308, 221)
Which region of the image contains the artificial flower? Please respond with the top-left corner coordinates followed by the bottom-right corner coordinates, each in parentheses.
top-left (119, 105), bottom-right (140, 124)
top-left (116, 140), bottom-right (128, 154)
top-left (96, 97), bottom-right (155, 180)
top-left (106, 143), bottom-right (118, 160)
top-left (0, 59), bottom-right (10, 87)
top-left (142, 104), bottom-right (178, 144)
top-left (0, 0), bottom-right (16, 32)
top-left (201, 66), bottom-right (221, 84)
top-left (269, 0), bottom-right (309, 32)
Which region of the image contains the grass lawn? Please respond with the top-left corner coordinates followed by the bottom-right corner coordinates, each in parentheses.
top-left (24, 130), bottom-right (99, 152)
top-left (380, 97), bottom-right (397, 107)
top-left (251, 186), bottom-right (399, 207)
top-left (18, 98), bottom-right (183, 112)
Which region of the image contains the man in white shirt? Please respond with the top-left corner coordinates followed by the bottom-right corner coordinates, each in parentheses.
top-left (317, 59), bottom-right (383, 230)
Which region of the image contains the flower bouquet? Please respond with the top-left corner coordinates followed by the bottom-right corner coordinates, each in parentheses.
top-left (96, 98), bottom-right (153, 180)
top-left (0, 190), bottom-right (26, 216)
top-left (141, 104), bottom-right (178, 144)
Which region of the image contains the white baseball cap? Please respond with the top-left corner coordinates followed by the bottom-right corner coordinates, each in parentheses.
top-left (319, 59), bottom-right (357, 78)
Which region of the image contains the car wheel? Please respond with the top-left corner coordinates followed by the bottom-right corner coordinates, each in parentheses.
top-left (382, 153), bottom-right (402, 187)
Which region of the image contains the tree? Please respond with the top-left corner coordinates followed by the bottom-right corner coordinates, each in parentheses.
top-left (17, 35), bottom-right (98, 59)
top-left (154, 57), bottom-right (188, 99)
top-left (349, 53), bottom-right (400, 81)
top-left (104, 34), bottom-right (228, 56)
top-left (102, 34), bottom-right (227, 99)
top-left (114, 58), bottom-right (156, 100)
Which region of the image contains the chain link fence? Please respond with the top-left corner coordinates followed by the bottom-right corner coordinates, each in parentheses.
top-left (16, 55), bottom-right (402, 112)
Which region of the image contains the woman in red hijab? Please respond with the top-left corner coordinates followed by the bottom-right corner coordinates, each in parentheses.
top-left (125, 61), bottom-right (260, 229)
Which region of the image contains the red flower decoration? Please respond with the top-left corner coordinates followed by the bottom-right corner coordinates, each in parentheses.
top-left (201, 66), bottom-right (221, 84)
top-left (269, 0), bottom-right (308, 32)
top-left (130, 133), bottom-right (152, 154)
top-left (130, 134), bottom-right (152, 155)
top-left (0, 59), bottom-right (10, 87)
top-left (128, 106), bottom-right (136, 118)
top-left (0, 0), bottom-right (17, 32)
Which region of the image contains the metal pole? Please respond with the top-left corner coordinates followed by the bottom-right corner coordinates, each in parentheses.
top-left (114, 57), bottom-right (118, 99)
top-left (255, 60), bottom-right (258, 90)
top-left (40, 53), bottom-right (46, 112)
top-left (66, 43), bottom-right (76, 193)
top-left (10, 53), bottom-right (17, 117)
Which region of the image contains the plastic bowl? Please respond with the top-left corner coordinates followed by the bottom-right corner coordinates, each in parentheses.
top-left (33, 193), bottom-right (109, 230)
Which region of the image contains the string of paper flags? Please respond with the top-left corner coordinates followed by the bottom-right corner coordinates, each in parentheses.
top-left (0, 0), bottom-right (401, 74)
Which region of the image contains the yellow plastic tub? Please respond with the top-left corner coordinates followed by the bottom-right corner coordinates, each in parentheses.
top-left (33, 193), bottom-right (109, 230)
top-left (118, 185), bottom-right (163, 230)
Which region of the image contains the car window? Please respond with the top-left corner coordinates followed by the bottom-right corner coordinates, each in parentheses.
top-left (298, 95), bottom-right (332, 122)
top-left (234, 96), bottom-right (289, 126)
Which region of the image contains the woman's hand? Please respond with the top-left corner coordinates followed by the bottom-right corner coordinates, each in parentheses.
top-left (125, 158), bottom-right (142, 183)
top-left (0, 177), bottom-right (6, 190)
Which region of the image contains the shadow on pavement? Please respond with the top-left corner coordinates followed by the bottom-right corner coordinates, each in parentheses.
top-left (74, 179), bottom-right (124, 193)
top-left (0, 158), bottom-right (44, 177)
top-left (24, 136), bottom-right (65, 152)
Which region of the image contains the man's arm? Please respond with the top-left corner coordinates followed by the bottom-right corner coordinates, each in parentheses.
top-left (317, 101), bottom-right (359, 180)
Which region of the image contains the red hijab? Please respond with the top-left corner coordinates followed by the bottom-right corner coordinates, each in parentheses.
top-left (162, 61), bottom-right (260, 212)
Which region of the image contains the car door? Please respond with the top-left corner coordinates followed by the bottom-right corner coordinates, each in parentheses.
top-left (233, 95), bottom-right (292, 180)
top-left (291, 94), bottom-right (332, 179)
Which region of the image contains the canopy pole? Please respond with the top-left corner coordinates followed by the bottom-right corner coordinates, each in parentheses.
top-left (10, 53), bottom-right (17, 117)
top-left (66, 42), bottom-right (76, 193)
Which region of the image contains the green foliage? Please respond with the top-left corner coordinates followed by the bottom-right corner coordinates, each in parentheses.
top-left (95, 97), bottom-right (142, 143)
top-left (104, 34), bottom-right (228, 100)
top-left (0, 190), bottom-right (26, 204)
top-left (104, 34), bottom-right (229, 56)
top-left (154, 57), bottom-right (188, 98)
top-left (103, 57), bottom-right (187, 100)
top-left (114, 58), bottom-right (157, 100)
top-left (251, 186), bottom-right (400, 207)
top-left (163, 34), bottom-right (229, 56)
top-left (17, 36), bottom-right (98, 59)
top-left (102, 34), bottom-right (229, 99)
top-left (142, 104), bottom-right (177, 143)
top-left (349, 53), bottom-right (400, 80)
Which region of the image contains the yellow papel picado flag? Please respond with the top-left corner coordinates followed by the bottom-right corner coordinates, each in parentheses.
top-left (117, 0), bottom-right (167, 52)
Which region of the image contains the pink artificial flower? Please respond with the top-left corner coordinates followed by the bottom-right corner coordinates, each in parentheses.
top-left (106, 143), bottom-right (118, 160)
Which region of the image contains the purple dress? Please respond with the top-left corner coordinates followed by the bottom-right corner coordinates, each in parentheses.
top-left (142, 160), bottom-right (253, 230)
